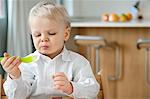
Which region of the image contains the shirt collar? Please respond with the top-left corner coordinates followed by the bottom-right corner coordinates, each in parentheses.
top-left (61, 46), bottom-right (71, 61)
top-left (33, 46), bottom-right (71, 62)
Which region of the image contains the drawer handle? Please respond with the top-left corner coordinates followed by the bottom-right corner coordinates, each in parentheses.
top-left (137, 38), bottom-right (150, 49)
top-left (108, 42), bottom-right (122, 80)
top-left (137, 38), bottom-right (150, 86)
top-left (145, 48), bottom-right (150, 86)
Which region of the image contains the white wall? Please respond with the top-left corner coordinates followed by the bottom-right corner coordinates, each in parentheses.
top-left (63, 0), bottom-right (150, 19)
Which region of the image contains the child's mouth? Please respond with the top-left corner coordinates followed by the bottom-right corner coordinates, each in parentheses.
top-left (41, 46), bottom-right (49, 50)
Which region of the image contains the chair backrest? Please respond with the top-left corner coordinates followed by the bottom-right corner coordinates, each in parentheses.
top-left (0, 75), bottom-right (8, 99)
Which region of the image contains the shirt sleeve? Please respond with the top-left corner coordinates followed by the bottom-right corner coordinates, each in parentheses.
top-left (69, 57), bottom-right (100, 98)
top-left (3, 64), bottom-right (36, 99)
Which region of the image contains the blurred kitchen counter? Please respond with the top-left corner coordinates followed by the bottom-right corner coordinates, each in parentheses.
top-left (71, 18), bottom-right (150, 28)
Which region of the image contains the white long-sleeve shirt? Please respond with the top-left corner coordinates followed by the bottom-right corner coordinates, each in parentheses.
top-left (3, 47), bottom-right (100, 99)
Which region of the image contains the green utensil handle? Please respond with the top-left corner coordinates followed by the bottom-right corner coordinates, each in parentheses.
top-left (0, 57), bottom-right (3, 62)
top-left (0, 56), bottom-right (36, 63)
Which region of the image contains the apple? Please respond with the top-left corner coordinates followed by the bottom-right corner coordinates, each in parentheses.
top-left (119, 14), bottom-right (128, 22)
top-left (109, 13), bottom-right (119, 22)
top-left (102, 14), bottom-right (109, 22)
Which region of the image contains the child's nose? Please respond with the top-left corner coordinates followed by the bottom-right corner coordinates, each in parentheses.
top-left (41, 34), bottom-right (49, 42)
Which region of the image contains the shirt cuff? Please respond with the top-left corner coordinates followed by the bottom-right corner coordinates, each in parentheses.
top-left (7, 74), bottom-right (22, 82)
top-left (4, 74), bottom-right (23, 98)
top-left (6, 74), bottom-right (23, 89)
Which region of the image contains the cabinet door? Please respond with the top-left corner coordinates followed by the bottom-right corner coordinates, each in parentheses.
top-left (98, 28), bottom-right (150, 99)
top-left (72, 27), bottom-right (150, 99)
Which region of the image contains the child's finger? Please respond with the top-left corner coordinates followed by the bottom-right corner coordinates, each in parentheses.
top-left (54, 72), bottom-right (65, 78)
top-left (12, 57), bottom-right (21, 66)
top-left (53, 76), bottom-right (65, 81)
top-left (9, 62), bottom-right (21, 75)
top-left (54, 84), bottom-right (61, 89)
top-left (1, 57), bottom-right (9, 65)
top-left (3, 56), bottom-right (17, 68)
top-left (6, 57), bottom-right (21, 71)
top-left (1, 53), bottom-right (10, 65)
top-left (54, 84), bottom-right (64, 91)
top-left (54, 80), bottom-right (65, 86)
top-left (4, 52), bottom-right (10, 57)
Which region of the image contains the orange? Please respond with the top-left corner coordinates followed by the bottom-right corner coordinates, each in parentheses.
top-left (125, 13), bottom-right (132, 21)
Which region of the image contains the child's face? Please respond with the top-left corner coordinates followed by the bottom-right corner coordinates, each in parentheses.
top-left (30, 17), bottom-right (70, 58)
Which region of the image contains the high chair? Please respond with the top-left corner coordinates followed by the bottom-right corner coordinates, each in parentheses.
top-left (74, 35), bottom-right (106, 74)
top-left (74, 35), bottom-right (106, 99)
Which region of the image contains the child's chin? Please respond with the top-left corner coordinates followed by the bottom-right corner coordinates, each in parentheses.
top-left (40, 50), bottom-right (49, 54)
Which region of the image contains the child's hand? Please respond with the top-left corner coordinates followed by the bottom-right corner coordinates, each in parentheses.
top-left (53, 72), bottom-right (73, 95)
top-left (0, 53), bottom-right (21, 79)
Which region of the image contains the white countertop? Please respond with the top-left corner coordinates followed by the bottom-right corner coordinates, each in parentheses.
top-left (71, 19), bottom-right (150, 28)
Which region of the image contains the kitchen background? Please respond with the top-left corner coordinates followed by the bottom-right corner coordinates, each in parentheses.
top-left (0, 0), bottom-right (150, 99)
top-left (0, 0), bottom-right (150, 57)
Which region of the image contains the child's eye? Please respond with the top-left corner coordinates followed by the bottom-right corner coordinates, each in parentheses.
top-left (48, 32), bottom-right (56, 35)
top-left (33, 33), bottom-right (41, 37)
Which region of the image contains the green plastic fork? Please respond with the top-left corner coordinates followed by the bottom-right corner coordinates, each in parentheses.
top-left (0, 56), bottom-right (37, 63)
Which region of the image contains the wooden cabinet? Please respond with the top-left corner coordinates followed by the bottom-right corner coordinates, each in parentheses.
top-left (67, 27), bottom-right (150, 99)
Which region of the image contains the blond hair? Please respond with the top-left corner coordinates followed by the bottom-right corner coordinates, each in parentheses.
top-left (29, 0), bottom-right (71, 28)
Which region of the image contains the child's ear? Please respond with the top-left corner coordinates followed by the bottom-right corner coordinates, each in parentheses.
top-left (64, 27), bottom-right (71, 42)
